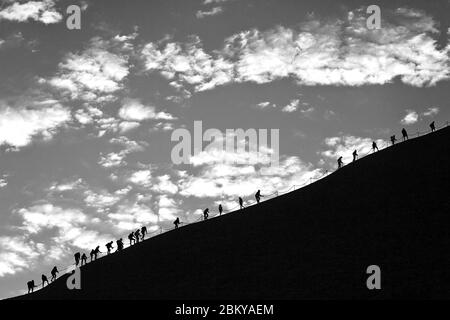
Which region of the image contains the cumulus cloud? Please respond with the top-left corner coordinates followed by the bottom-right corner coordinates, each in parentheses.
top-left (141, 35), bottom-right (235, 92)
top-left (141, 8), bottom-right (449, 92)
top-left (118, 98), bottom-right (175, 122)
top-left (151, 175), bottom-right (178, 194)
top-left (401, 110), bottom-right (419, 125)
top-left (157, 195), bottom-right (181, 221)
top-left (399, 107), bottom-right (439, 126)
top-left (0, 0), bottom-right (62, 24)
top-left (1, 201), bottom-right (114, 277)
top-left (46, 38), bottom-right (130, 102)
top-left (0, 236), bottom-right (42, 276)
top-left (0, 101), bottom-right (71, 148)
top-left (84, 189), bottom-right (123, 211)
top-left (0, 175), bottom-right (8, 188)
top-left (18, 203), bottom-right (87, 234)
top-left (128, 170), bottom-right (152, 187)
top-left (282, 99), bottom-right (300, 113)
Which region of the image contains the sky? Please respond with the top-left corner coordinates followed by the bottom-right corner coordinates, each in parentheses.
top-left (0, 0), bottom-right (449, 299)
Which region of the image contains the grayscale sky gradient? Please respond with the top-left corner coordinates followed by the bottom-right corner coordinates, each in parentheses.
top-left (0, 0), bottom-right (449, 298)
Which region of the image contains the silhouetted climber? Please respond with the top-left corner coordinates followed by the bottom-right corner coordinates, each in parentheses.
top-left (128, 232), bottom-right (135, 246)
top-left (94, 246), bottom-right (101, 260)
top-left (116, 238), bottom-right (124, 251)
top-left (218, 204), bottom-right (223, 215)
top-left (141, 226), bottom-right (147, 240)
top-left (203, 208), bottom-right (209, 220)
top-left (402, 128), bottom-right (409, 141)
top-left (81, 253), bottom-right (87, 266)
top-left (255, 190), bottom-right (264, 204)
top-left (352, 150), bottom-right (358, 162)
top-left (239, 197), bottom-right (244, 209)
top-left (430, 121), bottom-right (436, 132)
top-left (51, 266), bottom-right (58, 282)
top-left (41, 274), bottom-right (49, 288)
top-left (27, 280), bottom-right (35, 293)
top-left (106, 241), bottom-right (114, 255)
top-left (134, 229), bottom-right (141, 243)
top-left (372, 141), bottom-right (379, 152)
top-left (337, 156), bottom-right (344, 169)
top-left (74, 252), bottom-right (81, 266)
top-left (90, 249), bottom-right (95, 262)
top-left (174, 217), bottom-right (180, 229)
top-left (390, 135), bottom-right (397, 145)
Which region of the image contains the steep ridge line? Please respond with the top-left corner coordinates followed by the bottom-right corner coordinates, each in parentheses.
top-left (10, 124), bottom-right (450, 300)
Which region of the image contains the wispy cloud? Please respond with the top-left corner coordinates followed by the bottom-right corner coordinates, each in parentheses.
top-left (0, 99), bottom-right (71, 148)
top-left (196, 6), bottom-right (223, 19)
top-left (423, 107), bottom-right (439, 117)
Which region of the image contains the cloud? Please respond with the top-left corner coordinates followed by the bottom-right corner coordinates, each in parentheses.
top-left (46, 38), bottom-right (130, 102)
top-left (398, 107), bottom-right (439, 126)
top-left (282, 99), bottom-right (300, 113)
top-left (0, 0), bottom-right (62, 24)
top-left (157, 195), bottom-right (180, 221)
top-left (49, 178), bottom-right (83, 192)
top-left (1, 201), bottom-right (115, 277)
top-left (18, 203), bottom-right (88, 234)
top-left (252, 101), bottom-right (278, 110)
top-left (196, 7), bottom-right (223, 19)
top-left (423, 107), bottom-right (439, 117)
top-left (401, 110), bottom-right (419, 125)
top-left (84, 189), bottom-right (122, 211)
top-left (118, 98), bottom-right (175, 122)
top-left (141, 8), bottom-right (449, 92)
top-left (0, 101), bottom-right (71, 148)
top-left (255, 101), bottom-right (273, 109)
top-left (0, 236), bottom-right (41, 277)
top-left (98, 136), bottom-right (146, 168)
top-left (151, 175), bottom-right (178, 194)
top-left (128, 170), bottom-right (152, 187)
top-left (0, 175), bottom-right (8, 188)
top-left (118, 121), bottom-right (140, 133)
top-left (141, 36), bottom-right (235, 92)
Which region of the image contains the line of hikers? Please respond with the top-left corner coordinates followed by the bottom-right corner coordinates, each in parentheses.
top-left (199, 190), bottom-right (264, 222)
top-left (173, 190), bottom-right (264, 229)
top-left (28, 226), bottom-right (149, 292)
top-left (337, 123), bottom-right (436, 169)
top-left (27, 266), bottom-right (59, 293)
top-left (27, 121), bottom-right (441, 293)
